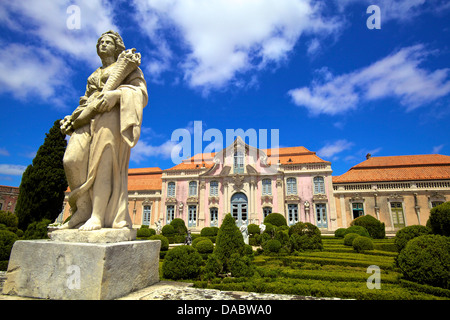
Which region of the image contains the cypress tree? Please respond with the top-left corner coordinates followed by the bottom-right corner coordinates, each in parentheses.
top-left (15, 119), bottom-right (68, 230)
top-left (214, 213), bottom-right (245, 272)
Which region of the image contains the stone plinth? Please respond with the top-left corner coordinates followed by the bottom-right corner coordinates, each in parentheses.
top-left (2, 238), bottom-right (160, 300)
top-left (50, 228), bottom-right (137, 243)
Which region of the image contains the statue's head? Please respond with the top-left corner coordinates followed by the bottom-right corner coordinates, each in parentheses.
top-left (96, 30), bottom-right (125, 60)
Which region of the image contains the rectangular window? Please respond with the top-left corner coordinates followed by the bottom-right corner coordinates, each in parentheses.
top-left (288, 204), bottom-right (298, 226)
top-left (166, 205), bottom-right (175, 224)
top-left (210, 181), bottom-right (219, 196)
top-left (189, 181), bottom-right (197, 197)
top-left (287, 178), bottom-right (297, 195)
top-left (142, 205), bottom-right (151, 226)
top-left (352, 203), bottom-right (364, 219)
top-left (390, 202), bottom-right (405, 228)
top-left (262, 179), bottom-right (272, 195)
top-left (314, 177), bottom-right (325, 194)
top-left (234, 151), bottom-right (244, 174)
top-left (188, 205), bottom-right (197, 227)
top-left (210, 207), bottom-right (218, 226)
top-left (316, 203), bottom-right (327, 228)
top-left (431, 201), bottom-right (444, 208)
top-left (263, 207), bottom-right (272, 218)
top-left (167, 182), bottom-right (175, 197)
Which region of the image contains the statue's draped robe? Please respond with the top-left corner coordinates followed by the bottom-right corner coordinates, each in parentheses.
top-left (64, 63), bottom-right (147, 228)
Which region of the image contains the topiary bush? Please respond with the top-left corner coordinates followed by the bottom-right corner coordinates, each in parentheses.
top-left (247, 224), bottom-right (260, 236)
top-left (350, 215), bottom-right (385, 239)
top-left (192, 236), bottom-right (211, 248)
top-left (202, 254), bottom-right (223, 280)
top-left (344, 233), bottom-right (360, 246)
top-left (137, 226), bottom-right (156, 238)
top-left (344, 225), bottom-right (370, 237)
top-left (200, 227), bottom-right (219, 237)
top-left (149, 234), bottom-right (169, 251)
top-left (162, 245), bottom-right (203, 280)
top-left (263, 239), bottom-right (282, 253)
top-left (263, 213), bottom-right (287, 227)
top-left (0, 211), bottom-right (19, 233)
top-left (170, 218), bottom-right (188, 235)
top-left (195, 239), bottom-right (214, 254)
top-left (288, 222), bottom-right (323, 251)
top-left (23, 219), bottom-right (51, 240)
top-left (334, 228), bottom-right (347, 238)
top-left (161, 224), bottom-right (175, 237)
top-left (394, 225), bottom-right (431, 252)
top-left (397, 234), bottom-right (450, 289)
top-left (229, 253), bottom-right (255, 277)
top-left (0, 229), bottom-right (18, 261)
top-left (352, 236), bottom-right (374, 253)
top-left (214, 213), bottom-right (245, 272)
top-left (427, 202), bottom-right (450, 236)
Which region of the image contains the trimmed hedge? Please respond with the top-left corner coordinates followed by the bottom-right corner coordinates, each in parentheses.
top-left (288, 222), bottom-right (323, 251)
top-left (162, 245), bottom-right (203, 280)
top-left (214, 214), bottom-right (245, 272)
top-left (170, 218), bottom-right (188, 235)
top-left (161, 224), bottom-right (175, 237)
top-left (263, 239), bottom-right (282, 253)
top-left (343, 233), bottom-right (360, 246)
top-left (427, 202), bottom-right (450, 236)
top-left (149, 234), bottom-right (169, 251)
top-left (195, 239), bottom-right (214, 254)
top-left (0, 229), bottom-right (18, 261)
top-left (397, 234), bottom-right (450, 289)
top-left (394, 225), bottom-right (431, 252)
top-left (137, 227), bottom-right (156, 238)
top-left (334, 228), bottom-right (347, 238)
top-left (263, 213), bottom-right (287, 227)
top-left (352, 236), bottom-right (374, 253)
top-left (344, 225), bottom-right (370, 237)
top-left (350, 215), bottom-right (385, 239)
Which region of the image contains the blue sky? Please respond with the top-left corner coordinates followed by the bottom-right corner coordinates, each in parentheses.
top-left (1, 0), bottom-right (450, 187)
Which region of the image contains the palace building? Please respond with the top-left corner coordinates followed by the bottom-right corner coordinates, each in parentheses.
top-left (52, 138), bottom-right (449, 233)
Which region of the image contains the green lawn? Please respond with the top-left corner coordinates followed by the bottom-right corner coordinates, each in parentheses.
top-left (187, 237), bottom-right (450, 300)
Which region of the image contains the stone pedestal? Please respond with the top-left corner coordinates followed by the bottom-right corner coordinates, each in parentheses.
top-left (2, 231), bottom-right (160, 300)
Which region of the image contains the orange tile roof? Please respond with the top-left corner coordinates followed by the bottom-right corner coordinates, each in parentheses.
top-left (165, 146), bottom-right (328, 171)
top-left (128, 167), bottom-right (162, 191)
top-left (333, 154), bottom-right (450, 183)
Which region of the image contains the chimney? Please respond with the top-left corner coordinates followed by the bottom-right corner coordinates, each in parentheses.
top-left (366, 153), bottom-right (372, 160)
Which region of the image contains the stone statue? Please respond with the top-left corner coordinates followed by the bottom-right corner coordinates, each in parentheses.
top-left (259, 222), bottom-right (266, 234)
top-left (184, 230), bottom-right (192, 245)
top-left (59, 30), bottom-right (148, 231)
top-left (240, 220), bottom-right (249, 245)
top-left (155, 219), bottom-right (162, 235)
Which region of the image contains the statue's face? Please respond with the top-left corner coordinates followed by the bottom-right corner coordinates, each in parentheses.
top-left (98, 35), bottom-right (116, 58)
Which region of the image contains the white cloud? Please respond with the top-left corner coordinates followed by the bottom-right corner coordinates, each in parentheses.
top-left (0, 164), bottom-right (27, 176)
top-left (131, 140), bottom-right (181, 163)
top-left (0, 148), bottom-right (10, 157)
top-left (432, 144), bottom-right (445, 154)
top-left (289, 44), bottom-right (450, 115)
top-left (132, 0), bottom-right (341, 92)
top-left (317, 139), bottom-right (354, 159)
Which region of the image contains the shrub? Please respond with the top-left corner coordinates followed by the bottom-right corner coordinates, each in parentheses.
top-left (149, 234), bottom-right (169, 251)
top-left (263, 213), bottom-right (287, 227)
top-left (288, 222), bottom-right (323, 251)
top-left (0, 229), bottom-right (18, 261)
top-left (161, 224), bottom-right (175, 237)
top-left (23, 219), bottom-right (51, 240)
top-left (275, 229), bottom-right (289, 246)
top-left (264, 239), bottom-right (282, 253)
top-left (334, 228), bottom-right (347, 238)
top-left (170, 218), bottom-right (188, 235)
top-left (344, 225), bottom-right (370, 237)
top-left (343, 233), bottom-right (360, 246)
top-left (397, 235), bottom-right (450, 289)
top-left (192, 236), bottom-right (211, 248)
top-left (137, 227), bottom-right (156, 238)
top-left (201, 227), bottom-right (219, 237)
top-left (196, 239), bottom-right (214, 254)
top-left (0, 211), bottom-right (18, 233)
top-left (162, 245), bottom-right (203, 280)
top-left (229, 253), bottom-right (255, 277)
top-left (352, 236), bottom-right (374, 252)
top-left (247, 224), bottom-right (260, 236)
top-left (262, 223), bottom-right (276, 238)
top-left (427, 202), bottom-right (450, 236)
top-left (394, 225), bottom-right (431, 252)
top-left (351, 215), bottom-right (385, 239)
top-left (214, 214), bottom-right (245, 272)
top-left (202, 254), bottom-right (223, 280)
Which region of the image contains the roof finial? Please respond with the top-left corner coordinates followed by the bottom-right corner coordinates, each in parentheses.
top-left (366, 153), bottom-right (372, 160)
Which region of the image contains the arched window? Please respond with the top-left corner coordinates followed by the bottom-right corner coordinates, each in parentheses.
top-left (167, 182), bottom-right (175, 197)
top-left (210, 181), bottom-right (219, 196)
top-left (287, 178), bottom-right (297, 195)
top-left (189, 181), bottom-right (198, 197)
top-left (314, 176), bottom-right (325, 194)
top-left (234, 151), bottom-right (244, 174)
top-left (262, 179), bottom-right (272, 195)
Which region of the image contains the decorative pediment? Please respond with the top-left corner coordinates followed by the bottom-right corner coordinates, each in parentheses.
top-left (349, 193), bottom-right (365, 202)
top-left (186, 196), bottom-right (198, 204)
top-left (285, 195), bottom-right (300, 203)
top-left (312, 194), bottom-right (328, 202)
top-left (387, 193), bottom-right (404, 202)
top-left (165, 197), bottom-right (177, 204)
top-left (261, 195), bottom-right (273, 204)
top-left (208, 196), bottom-right (219, 204)
top-left (428, 191), bottom-right (446, 201)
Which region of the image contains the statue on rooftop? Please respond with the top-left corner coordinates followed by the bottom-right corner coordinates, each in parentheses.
top-left (59, 30), bottom-right (148, 231)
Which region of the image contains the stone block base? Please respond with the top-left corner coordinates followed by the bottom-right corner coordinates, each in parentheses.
top-left (2, 239), bottom-right (160, 300)
top-left (49, 228), bottom-right (137, 243)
